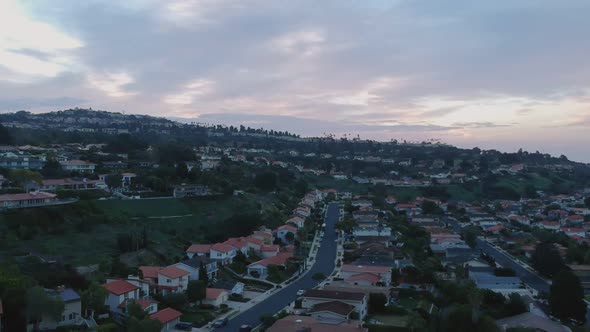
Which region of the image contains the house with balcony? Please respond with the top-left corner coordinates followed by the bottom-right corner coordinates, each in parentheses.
top-left (210, 243), bottom-right (237, 265)
top-left (173, 256), bottom-right (218, 281)
top-left (60, 160), bottom-right (96, 173)
top-left (103, 280), bottom-right (141, 313)
top-left (156, 266), bottom-right (189, 295)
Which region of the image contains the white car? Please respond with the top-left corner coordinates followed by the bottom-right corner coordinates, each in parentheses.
top-left (296, 289), bottom-right (305, 296)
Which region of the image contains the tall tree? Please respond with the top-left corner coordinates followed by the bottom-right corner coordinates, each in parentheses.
top-left (26, 286), bottom-right (65, 331)
top-left (531, 242), bottom-right (565, 277)
top-left (199, 261), bottom-right (209, 285)
top-left (81, 282), bottom-right (108, 316)
top-left (187, 280), bottom-right (206, 304)
top-left (550, 270), bottom-right (587, 323)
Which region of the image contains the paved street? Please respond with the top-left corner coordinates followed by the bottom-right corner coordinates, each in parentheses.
top-left (476, 238), bottom-right (550, 293)
top-left (214, 202), bottom-right (340, 331)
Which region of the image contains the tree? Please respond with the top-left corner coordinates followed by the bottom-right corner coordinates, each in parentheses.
top-left (127, 316), bottom-right (163, 332)
top-left (531, 242), bottom-right (565, 277)
top-left (421, 200), bottom-right (441, 215)
top-left (285, 231), bottom-right (295, 243)
top-left (254, 172), bottom-right (277, 191)
top-left (462, 227), bottom-right (479, 248)
top-left (187, 280), bottom-right (206, 304)
top-left (505, 294), bottom-right (527, 317)
top-left (105, 173), bottom-right (123, 189)
top-left (585, 196), bottom-right (590, 208)
top-left (550, 270), bottom-right (586, 323)
top-left (127, 300), bottom-right (147, 320)
top-left (41, 159), bottom-right (63, 178)
top-left (446, 305), bottom-right (474, 332)
top-left (26, 286), bottom-right (65, 331)
top-left (0, 123), bottom-right (13, 144)
top-left (9, 169), bottom-right (43, 187)
top-left (406, 312), bottom-right (428, 331)
top-left (199, 261), bottom-right (209, 285)
top-left (81, 282), bottom-right (108, 315)
top-left (368, 293), bottom-right (387, 314)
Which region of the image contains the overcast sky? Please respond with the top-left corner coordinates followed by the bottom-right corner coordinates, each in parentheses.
top-left (1, 0), bottom-right (589, 161)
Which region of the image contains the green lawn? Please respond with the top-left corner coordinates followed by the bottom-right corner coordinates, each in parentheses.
top-left (181, 310), bottom-right (215, 327)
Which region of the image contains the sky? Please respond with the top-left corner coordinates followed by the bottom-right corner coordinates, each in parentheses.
top-left (0, 1), bottom-right (589, 162)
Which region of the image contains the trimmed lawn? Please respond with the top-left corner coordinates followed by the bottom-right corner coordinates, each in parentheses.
top-left (398, 298), bottom-right (419, 310)
top-left (181, 310), bottom-right (215, 327)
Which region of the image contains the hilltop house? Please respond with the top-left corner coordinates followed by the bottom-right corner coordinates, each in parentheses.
top-left (203, 288), bottom-right (229, 307)
top-left (186, 244), bottom-right (212, 258)
top-left (103, 280), bottom-right (141, 313)
top-left (173, 256), bottom-right (218, 281)
top-left (276, 225), bottom-right (298, 243)
top-left (210, 243), bottom-right (237, 265)
top-left (156, 266), bottom-right (189, 295)
top-left (150, 308), bottom-right (183, 332)
top-left (247, 253), bottom-right (292, 279)
top-left (340, 265), bottom-right (392, 286)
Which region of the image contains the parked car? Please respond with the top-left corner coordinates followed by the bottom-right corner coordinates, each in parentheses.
top-left (175, 322), bottom-right (193, 331)
top-left (239, 325), bottom-right (252, 332)
top-left (213, 318), bottom-right (228, 327)
top-left (296, 289), bottom-right (305, 296)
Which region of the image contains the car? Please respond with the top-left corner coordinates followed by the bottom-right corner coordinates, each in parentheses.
top-left (239, 325), bottom-right (252, 332)
top-left (175, 322), bottom-right (193, 331)
top-left (296, 289), bottom-right (305, 296)
top-left (212, 318), bottom-right (228, 327)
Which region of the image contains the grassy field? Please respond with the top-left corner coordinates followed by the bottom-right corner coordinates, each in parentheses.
top-left (5, 194), bottom-right (273, 267)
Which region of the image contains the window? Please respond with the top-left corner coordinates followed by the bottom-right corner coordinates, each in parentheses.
top-left (167, 278), bottom-right (171, 282)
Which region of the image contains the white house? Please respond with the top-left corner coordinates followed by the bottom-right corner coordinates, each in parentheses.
top-left (103, 280), bottom-right (141, 313)
top-left (210, 243), bottom-right (237, 265)
top-left (276, 225), bottom-right (298, 243)
top-left (562, 227), bottom-right (586, 238)
top-left (247, 253), bottom-right (292, 279)
top-left (203, 288), bottom-right (229, 307)
top-left (173, 257), bottom-right (218, 281)
top-left (156, 266), bottom-right (189, 295)
top-left (185, 244), bottom-right (212, 259)
top-left (286, 216), bottom-right (306, 228)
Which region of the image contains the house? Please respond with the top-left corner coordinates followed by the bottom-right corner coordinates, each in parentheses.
top-left (103, 280), bottom-right (141, 313)
top-left (252, 230), bottom-right (274, 244)
top-left (40, 178), bottom-right (106, 191)
top-left (203, 288), bottom-right (229, 307)
top-left (267, 315), bottom-right (368, 332)
top-left (538, 221), bottom-right (560, 231)
top-left (568, 265), bottom-right (590, 295)
top-left (247, 253), bottom-right (292, 279)
top-left (0, 191), bottom-right (58, 209)
top-left (210, 243), bottom-right (237, 265)
top-left (308, 301), bottom-right (356, 323)
top-left (562, 227), bottom-right (586, 238)
top-left (223, 237), bottom-right (251, 255)
top-left (173, 185), bottom-right (209, 198)
top-left (150, 308), bottom-right (183, 332)
top-left (121, 173), bottom-right (136, 187)
top-left (37, 288), bottom-right (83, 330)
top-left (260, 245), bottom-right (280, 258)
top-left (293, 206), bottom-right (311, 219)
top-left (245, 236), bottom-right (264, 252)
top-left (139, 266), bottom-right (163, 285)
top-left (186, 244), bottom-right (212, 258)
top-left (276, 225), bottom-right (298, 243)
top-left (300, 290), bottom-right (368, 320)
top-left (156, 266), bottom-right (189, 295)
top-left (496, 312), bottom-right (568, 332)
top-left (103, 161), bottom-right (128, 170)
top-left (340, 265), bottom-right (392, 286)
top-left (173, 256), bottom-right (218, 281)
top-left (286, 216), bottom-right (306, 228)
top-left (396, 203), bottom-right (422, 216)
top-left (118, 299), bottom-right (158, 315)
top-left (59, 160), bottom-right (96, 173)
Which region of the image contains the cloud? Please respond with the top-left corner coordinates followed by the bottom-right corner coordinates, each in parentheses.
top-left (1, 0), bottom-right (590, 161)
top-left (88, 72), bottom-right (137, 97)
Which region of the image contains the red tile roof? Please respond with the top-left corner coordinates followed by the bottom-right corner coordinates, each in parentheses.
top-left (103, 280), bottom-right (140, 295)
top-left (206, 288), bottom-right (228, 300)
top-left (211, 243), bottom-right (235, 253)
top-left (261, 245), bottom-right (279, 252)
top-left (139, 266), bottom-right (162, 279)
top-left (150, 307), bottom-right (182, 324)
top-left (345, 273), bottom-right (381, 284)
top-left (0, 191), bottom-right (56, 202)
top-left (158, 266), bottom-right (190, 279)
top-left (248, 253), bottom-right (292, 267)
top-left (223, 237), bottom-right (249, 249)
top-left (186, 244), bottom-right (212, 254)
top-left (245, 236), bottom-right (264, 246)
top-left (118, 298), bottom-right (157, 310)
top-left (253, 231), bottom-right (273, 239)
top-left (277, 224), bottom-right (297, 232)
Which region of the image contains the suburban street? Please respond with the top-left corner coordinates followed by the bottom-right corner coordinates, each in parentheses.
top-left (214, 202), bottom-right (340, 331)
top-left (476, 238), bottom-right (550, 293)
